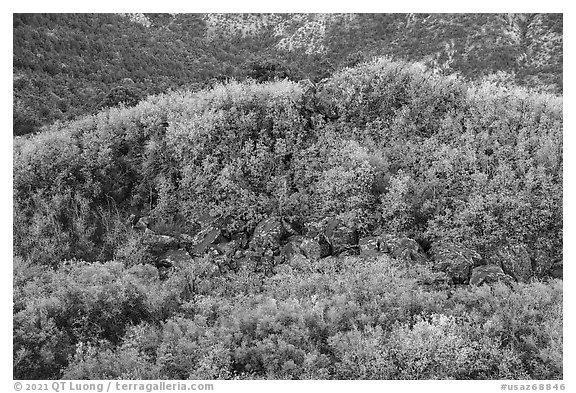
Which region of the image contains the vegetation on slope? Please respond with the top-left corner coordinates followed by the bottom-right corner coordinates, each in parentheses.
top-left (13, 13), bottom-right (562, 135)
top-left (14, 58), bottom-right (563, 270)
top-left (13, 58), bottom-right (563, 379)
top-left (14, 256), bottom-right (562, 379)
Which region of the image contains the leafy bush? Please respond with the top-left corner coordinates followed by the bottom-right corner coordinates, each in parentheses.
top-left (14, 58), bottom-right (562, 273)
top-left (14, 255), bottom-right (560, 380)
top-left (13, 57), bottom-right (562, 379)
top-left (14, 261), bottom-right (159, 379)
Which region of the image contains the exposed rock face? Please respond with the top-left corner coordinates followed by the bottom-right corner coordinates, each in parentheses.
top-left (178, 233), bottom-right (196, 249)
top-left (358, 236), bottom-right (382, 258)
top-left (381, 235), bottom-right (427, 264)
top-left (325, 218), bottom-right (358, 255)
top-left (138, 211), bottom-right (562, 286)
top-left (157, 249), bottom-right (194, 269)
top-left (430, 242), bottom-right (482, 284)
top-left (156, 248), bottom-right (194, 279)
top-left (494, 243), bottom-right (533, 283)
top-left (300, 237), bottom-right (322, 260)
top-left (249, 217), bottom-right (287, 251)
top-left (315, 81), bottom-right (339, 120)
top-left (281, 235), bottom-right (322, 262)
top-left (281, 218), bottom-right (301, 238)
top-left (230, 232), bottom-right (249, 249)
top-left (190, 227), bottom-right (227, 257)
top-left (470, 265), bottom-right (514, 286)
top-left (303, 221), bottom-right (331, 257)
top-left (280, 236), bottom-right (302, 262)
top-left (143, 230), bottom-right (179, 254)
top-left (236, 255), bottom-right (259, 271)
top-left (138, 214), bottom-right (563, 286)
top-left (214, 240), bottom-right (242, 260)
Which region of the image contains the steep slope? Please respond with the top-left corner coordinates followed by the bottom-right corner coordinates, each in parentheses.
top-left (14, 58), bottom-right (562, 271)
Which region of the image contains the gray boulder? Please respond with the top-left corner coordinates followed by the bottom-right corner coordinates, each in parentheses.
top-left (430, 242), bottom-right (481, 284)
top-left (214, 240), bottom-right (242, 259)
top-left (280, 236), bottom-right (322, 262)
top-left (190, 227), bottom-right (227, 257)
top-left (178, 233), bottom-right (196, 249)
top-left (300, 237), bottom-right (322, 260)
top-left (143, 230), bottom-right (179, 254)
top-left (381, 235), bottom-right (427, 265)
top-left (157, 249), bottom-right (194, 269)
top-left (325, 218), bottom-right (358, 255)
top-left (492, 243), bottom-right (533, 283)
top-left (303, 221), bottom-right (331, 257)
top-left (470, 265), bottom-right (514, 286)
top-left (249, 217), bottom-right (286, 251)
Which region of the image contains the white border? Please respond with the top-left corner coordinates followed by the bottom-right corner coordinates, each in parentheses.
top-left (2, 4), bottom-right (572, 392)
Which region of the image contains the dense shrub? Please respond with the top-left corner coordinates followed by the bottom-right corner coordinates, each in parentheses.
top-left (14, 14), bottom-right (561, 136)
top-left (14, 58), bottom-right (562, 269)
top-left (13, 58), bottom-right (562, 379)
top-left (14, 255), bottom-right (562, 379)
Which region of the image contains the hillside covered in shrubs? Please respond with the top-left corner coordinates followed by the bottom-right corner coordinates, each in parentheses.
top-left (13, 58), bottom-right (562, 380)
top-left (13, 13), bottom-right (562, 135)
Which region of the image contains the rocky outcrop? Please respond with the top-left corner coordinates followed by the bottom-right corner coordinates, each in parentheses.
top-left (249, 217), bottom-right (287, 251)
top-left (189, 227), bottom-right (228, 257)
top-left (469, 265), bottom-right (514, 286)
top-left (155, 248), bottom-right (194, 279)
top-left (302, 221), bottom-right (331, 257)
top-left (142, 230), bottom-right (179, 254)
top-left (491, 243), bottom-right (533, 283)
top-left (280, 238), bottom-right (300, 262)
top-left (430, 242), bottom-right (482, 284)
top-left (230, 232), bottom-right (249, 249)
top-left (235, 255), bottom-right (259, 271)
top-left (300, 237), bottom-right (322, 260)
top-left (157, 249), bottom-right (194, 269)
top-left (280, 235), bottom-right (322, 262)
top-left (135, 210), bottom-right (564, 286)
top-left (325, 218), bottom-right (358, 255)
top-left (178, 233), bottom-right (196, 250)
top-left (380, 235), bottom-right (427, 265)
top-left (139, 212), bottom-right (564, 286)
top-left (213, 240), bottom-right (242, 259)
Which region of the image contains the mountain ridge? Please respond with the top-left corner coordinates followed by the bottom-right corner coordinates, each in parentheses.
top-left (13, 13), bottom-right (562, 136)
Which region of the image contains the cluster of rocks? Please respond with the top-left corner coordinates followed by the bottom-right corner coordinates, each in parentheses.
top-left (129, 213), bottom-right (562, 285)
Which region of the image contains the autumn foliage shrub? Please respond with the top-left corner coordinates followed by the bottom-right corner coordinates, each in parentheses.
top-left (14, 255), bottom-right (562, 379)
top-left (14, 58), bottom-right (562, 270)
top-left (13, 58), bottom-right (562, 379)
